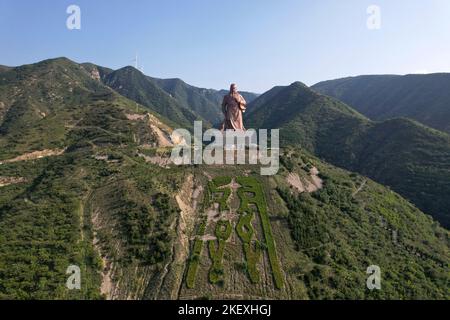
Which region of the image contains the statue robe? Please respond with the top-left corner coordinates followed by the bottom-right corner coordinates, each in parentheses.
top-left (221, 93), bottom-right (246, 131)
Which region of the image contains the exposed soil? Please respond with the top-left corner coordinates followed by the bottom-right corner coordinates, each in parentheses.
top-left (286, 167), bottom-right (323, 193)
top-left (150, 124), bottom-right (173, 147)
top-left (353, 179), bottom-right (367, 197)
top-left (165, 174), bottom-right (199, 299)
top-left (286, 173), bottom-right (305, 193)
top-left (0, 148), bottom-right (65, 165)
top-left (309, 167), bottom-right (323, 190)
top-left (91, 208), bottom-right (115, 299)
top-left (138, 153), bottom-right (172, 168)
top-left (0, 176), bottom-right (26, 187)
top-left (125, 113), bottom-right (147, 121)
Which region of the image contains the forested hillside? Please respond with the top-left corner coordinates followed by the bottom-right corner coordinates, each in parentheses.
top-left (246, 82), bottom-right (450, 228)
top-left (0, 58), bottom-right (448, 300)
top-left (313, 74), bottom-right (450, 134)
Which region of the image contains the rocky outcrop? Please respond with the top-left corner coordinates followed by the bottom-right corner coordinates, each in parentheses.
top-left (90, 68), bottom-right (101, 81)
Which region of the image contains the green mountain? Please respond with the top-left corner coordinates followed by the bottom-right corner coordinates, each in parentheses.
top-left (0, 57), bottom-right (184, 299)
top-left (0, 58), bottom-right (448, 300)
top-left (0, 57), bottom-right (114, 158)
top-left (81, 62), bottom-right (114, 80)
top-left (313, 74), bottom-right (450, 134)
top-left (0, 58), bottom-right (176, 159)
top-left (102, 66), bottom-right (203, 129)
top-left (217, 90), bottom-right (259, 107)
top-left (246, 82), bottom-right (450, 229)
top-left (69, 62), bottom-right (259, 127)
top-left (148, 76), bottom-right (258, 125)
top-left (244, 85), bottom-right (286, 115)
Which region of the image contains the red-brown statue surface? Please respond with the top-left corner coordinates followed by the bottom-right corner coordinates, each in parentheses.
top-left (221, 83), bottom-right (247, 131)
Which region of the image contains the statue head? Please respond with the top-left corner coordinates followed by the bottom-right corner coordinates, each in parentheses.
top-left (230, 83), bottom-right (237, 94)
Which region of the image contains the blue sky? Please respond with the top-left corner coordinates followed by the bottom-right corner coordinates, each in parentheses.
top-left (1, 0), bottom-right (450, 92)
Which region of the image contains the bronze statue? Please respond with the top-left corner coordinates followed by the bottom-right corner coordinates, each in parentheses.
top-left (221, 83), bottom-right (247, 131)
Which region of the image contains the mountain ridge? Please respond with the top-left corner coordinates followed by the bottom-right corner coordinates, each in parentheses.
top-left (147, 76), bottom-right (259, 125)
top-left (312, 73), bottom-right (450, 134)
top-left (10, 57), bottom-right (260, 127)
top-left (246, 82), bottom-right (450, 228)
top-left (102, 66), bottom-right (203, 129)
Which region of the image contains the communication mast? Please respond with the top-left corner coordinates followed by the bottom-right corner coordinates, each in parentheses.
top-left (132, 53), bottom-right (145, 73)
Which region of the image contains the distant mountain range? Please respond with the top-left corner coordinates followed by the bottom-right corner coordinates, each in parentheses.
top-left (313, 74), bottom-right (450, 134)
top-left (102, 66), bottom-right (202, 129)
top-left (83, 63), bottom-right (258, 127)
top-left (148, 77), bottom-right (258, 125)
top-left (246, 82), bottom-right (450, 228)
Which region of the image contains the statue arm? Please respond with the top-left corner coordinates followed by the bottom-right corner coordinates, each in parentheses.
top-left (239, 94), bottom-right (247, 111)
top-left (241, 95), bottom-right (247, 107)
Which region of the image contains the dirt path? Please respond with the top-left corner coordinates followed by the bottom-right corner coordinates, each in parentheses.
top-left (125, 113), bottom-right (147, 121)
top-left (138, 153), bottom-right (172, 168)
top-left (0, 148), bottom-right (65, 165)
top-left (0, 176), bottom-right (26, 187)
top-left (353, 179), bottom-right (367, 197)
